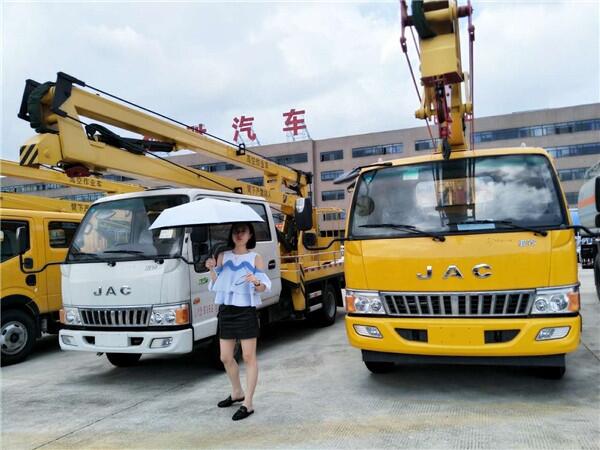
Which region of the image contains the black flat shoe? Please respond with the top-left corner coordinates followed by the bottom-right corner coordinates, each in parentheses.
top-left (232, 405), bottom-right (254, 421)
top-left (217, 395), bottom-right (245, 408)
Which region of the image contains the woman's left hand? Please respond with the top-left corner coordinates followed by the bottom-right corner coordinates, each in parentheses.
top-left (245, 273), bottom-right (260, 285)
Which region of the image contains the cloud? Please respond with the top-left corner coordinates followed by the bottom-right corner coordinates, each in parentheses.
top-left (1, 1), bottom-right (598, 164)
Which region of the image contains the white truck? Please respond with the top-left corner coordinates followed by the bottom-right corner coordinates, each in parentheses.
top-left (16, 73), bottom-right (345, 367)
top-left (55, 188), bottom-right (343, 366)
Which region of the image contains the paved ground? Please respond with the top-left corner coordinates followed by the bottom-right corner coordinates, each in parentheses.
top-left (2, 271), bottom-right (599, 449)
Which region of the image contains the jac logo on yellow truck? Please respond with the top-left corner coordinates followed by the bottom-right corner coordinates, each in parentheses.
top-left (417, 264), bottom-right (492, 280)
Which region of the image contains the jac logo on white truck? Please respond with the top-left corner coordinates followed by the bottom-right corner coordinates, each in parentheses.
top-left (417, 264), bottom-right (492, 280)
top-left (93, 286), bottom-right (132, 296)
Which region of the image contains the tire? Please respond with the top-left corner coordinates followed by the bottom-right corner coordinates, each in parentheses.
top-left (1, 309), bottom-right (36, 366)
top-left (310, 284), bottom-right (338, 327)
top-left (106, 352), bottom-right (142, 367)
top-left (594, 255), bottom-right (600, 301)
top-left (536, 365), bottom-right (566, 380)
top-left (364, 361), bottom-right (395, 374)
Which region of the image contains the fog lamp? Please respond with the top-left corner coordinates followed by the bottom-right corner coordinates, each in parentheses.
top-left (150, 337), bottom-right (173, 348)
top-left (536, 326), bottom-right (570, 341)
top-left (353, 325), bottom-right (382, 338)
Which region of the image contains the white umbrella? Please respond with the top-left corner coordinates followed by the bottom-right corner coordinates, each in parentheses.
top-left (149, 197), bottom-right (264, 230)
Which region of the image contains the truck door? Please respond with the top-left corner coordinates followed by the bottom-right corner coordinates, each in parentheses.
top-left (242, 202), bottom-right (282, 306)
top-left (43, 220), bottom-right (79, 313)
top-left (1, 217), bottom-right (46, 311)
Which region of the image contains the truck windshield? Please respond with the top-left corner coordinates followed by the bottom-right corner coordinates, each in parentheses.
top-left (349, 154), bottom-right (567, 239)
top-left (68, 195), bottom-right (188, 262)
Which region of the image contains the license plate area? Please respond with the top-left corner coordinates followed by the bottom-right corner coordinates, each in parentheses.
top-left (428, 326), bottom-right (483, 345)
top-left (95, 334), bottom-right (128, 347)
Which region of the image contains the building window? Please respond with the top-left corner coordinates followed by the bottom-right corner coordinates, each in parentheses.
top-left (547, 142), bottom-right (600, 159)
top-left (239, 177), bottom-right (264, 186)
top-left (352, 143), bottom-right (403, 158)
top-left (473, 118), bottom-right (600, 144)
top-left (322, 211), bottom-right (346, 221)
top-left (61, 192), bottom-right (105, 202)
top-left (267, 153), bottom-right (308, 165)
top-left (0, 182), bottom-right (64, 193)
top-left (321, 170), bottom-right (344, 182)
top-left (565, 192), bottom-right (579, 205)
top-left (558, 167), bottom-right (588, 182)
top-left (322, 190), bottom-right (345, 201)
top-left (320, 150), bottom-right (343, 162)
top-left (191, 162), bottom-right (241, 172)
top-left (104, 174), bottom-right (134, 182)
top-left (414, 138), bottom-right (440, 152)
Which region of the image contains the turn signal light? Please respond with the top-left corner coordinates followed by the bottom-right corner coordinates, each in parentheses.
top-left (345, 294), bottom-right (356, 313)
top-left (567, 291), bottom-right (580, 312)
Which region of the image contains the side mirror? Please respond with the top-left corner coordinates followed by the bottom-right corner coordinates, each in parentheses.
top-left (595, 214), bottom-right (600, 228)
top-left (302, 231), bottom-right (317, 248)
top-left (16, 226), bottom-right (28, 255)
top-left (294, 197), bottom-right (313, 231)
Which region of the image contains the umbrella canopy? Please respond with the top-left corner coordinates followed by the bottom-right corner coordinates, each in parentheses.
top-left (149, 197), bottom-right (264, 230)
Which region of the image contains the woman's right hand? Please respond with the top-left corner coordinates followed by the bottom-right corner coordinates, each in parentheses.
top-left (205, 257), bottom-right (216, 270)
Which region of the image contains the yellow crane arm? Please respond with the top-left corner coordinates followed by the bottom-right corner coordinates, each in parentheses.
top-left (1, 159), bottom-right (143, 194)
top-left (0, 192), bottom-right (89, 213)
top-left (400, 0), bottom-right (474, 157)
top-left (18, 73), bottom-right (310, 215)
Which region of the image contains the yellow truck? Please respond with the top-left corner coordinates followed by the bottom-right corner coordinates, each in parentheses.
top-left (337, 1), bottom-right (580, 379)
top-left (1, 207), bottom-right (81, 364)
top-left (1, 163), bottom-right (143, 364)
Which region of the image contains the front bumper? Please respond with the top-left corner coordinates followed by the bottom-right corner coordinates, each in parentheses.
top-left (345, 315), bottom-right (581, 357)
top-left (59, 328), bottom-right (193, 354)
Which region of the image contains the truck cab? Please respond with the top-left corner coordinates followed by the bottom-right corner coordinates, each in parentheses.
top-left (343, 148), bottom-right (579, 379)
top-left (1, 208), bottom-right (81, 364)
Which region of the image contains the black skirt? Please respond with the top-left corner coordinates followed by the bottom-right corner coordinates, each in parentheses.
top-left (218, 305), bottom-right (259, 340)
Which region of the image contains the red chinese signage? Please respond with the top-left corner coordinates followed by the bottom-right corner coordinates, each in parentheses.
top-left (282, 109), bottom-right (307, 136)
top-left (232, 115), bottom-right (257, 142)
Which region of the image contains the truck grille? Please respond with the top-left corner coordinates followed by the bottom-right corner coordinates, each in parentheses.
top-left (79, 307), bottom-right (151, 327)
top-left (382, 290), bottom-right (534, 317)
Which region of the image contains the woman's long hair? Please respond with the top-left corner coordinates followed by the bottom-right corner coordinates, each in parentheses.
top-left (227, 222), bottom-right (256, 249)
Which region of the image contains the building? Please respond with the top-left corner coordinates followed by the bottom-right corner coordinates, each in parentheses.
top-left (2, 103), bottom-right (599, 222)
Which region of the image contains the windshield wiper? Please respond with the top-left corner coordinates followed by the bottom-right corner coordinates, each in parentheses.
top-left (69, 251), bottom-right (103, 261)
top-left (360, 223), bottom-right (446, 242)
top-left (103, 250), bottom-right (145, 255)
top-left (448, 220), bottom-right (548, 237)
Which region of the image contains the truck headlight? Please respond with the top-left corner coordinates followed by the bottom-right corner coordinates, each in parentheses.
top-left (531, 286), bottom-right (579, 314)
top-left (149, 303), bottom-right (189, 326)
top-left (60, 307), bottom-right (82, 325)
top-left (345, 290), bottom-right (385, 315)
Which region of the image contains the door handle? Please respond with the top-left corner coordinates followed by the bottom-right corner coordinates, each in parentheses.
top-left (268, 260), bottom-right (276, 270)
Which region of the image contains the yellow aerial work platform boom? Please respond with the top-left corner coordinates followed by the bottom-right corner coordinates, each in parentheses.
top-left (0, 192), bottom-right (90, 213)
top-left (1, 159), bottom-right (143, 195)
top-left (17, 72), bottom-right (344, 321)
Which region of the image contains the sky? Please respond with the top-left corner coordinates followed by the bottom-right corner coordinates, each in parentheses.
top-left (1, 0), bottom-right (599, 162)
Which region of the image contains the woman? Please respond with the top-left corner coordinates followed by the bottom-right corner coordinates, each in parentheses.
top-left (205, 222), bottom-right (271, 421)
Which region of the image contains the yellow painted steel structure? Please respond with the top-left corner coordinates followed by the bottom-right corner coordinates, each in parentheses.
top-left (0, 192), bottom-right (90, 213)
top-left (1, 159), bottom-right (143, 194)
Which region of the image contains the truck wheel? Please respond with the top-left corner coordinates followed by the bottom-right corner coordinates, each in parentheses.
top-left (594, 255), bottom-right (600, 301)
top-left (106, 353), bottom-right (142, 367)
top-left (1, 309), bottom-right (36, 366)
top-left (310, 284), bottom-right (338, 327)
top-left (364, 361), bottom-right (395, 374)
top-left (536, 365), bottom-right (566, 380)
